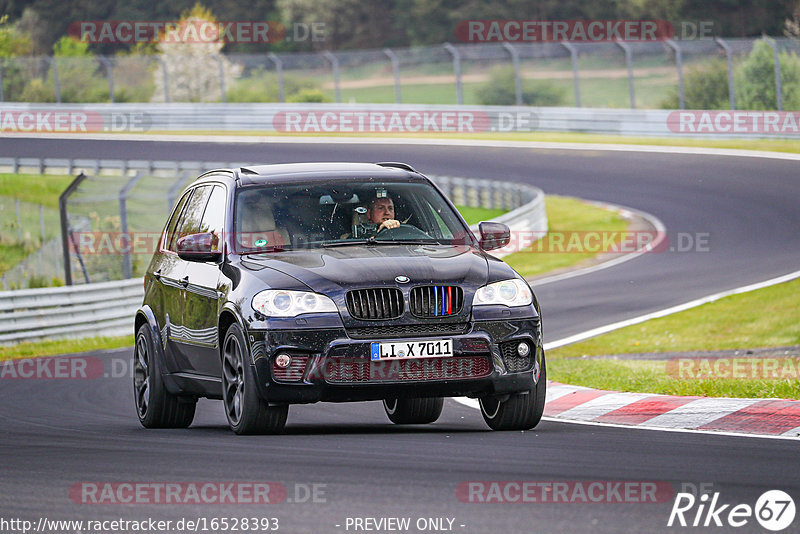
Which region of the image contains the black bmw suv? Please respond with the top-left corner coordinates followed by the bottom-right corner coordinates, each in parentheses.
top-left (134, 162), bottom-right (545, 434)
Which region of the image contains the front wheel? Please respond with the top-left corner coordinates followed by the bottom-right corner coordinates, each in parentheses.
top-left (221, 323), bottom-right (288, 435)
top-left (133, 324), bottom-right (196, 429)
top-left (383, 397), bottom-right (444, 424)
top-left (479, 357), bottom-right (546, 431)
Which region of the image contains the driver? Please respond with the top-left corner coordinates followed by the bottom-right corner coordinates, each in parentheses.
top-left (367, 195), bottom-right (400, 232)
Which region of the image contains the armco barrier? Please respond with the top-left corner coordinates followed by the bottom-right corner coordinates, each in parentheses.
top-left (2, 102), bottom-right (798, 139)
top-left (0, 278), bottom-right (143, 344)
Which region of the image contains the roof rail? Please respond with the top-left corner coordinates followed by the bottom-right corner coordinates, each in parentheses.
top-left (240, 167), bottom-right (259, 175)
top-left (376, 162), bottom-right (418, 173)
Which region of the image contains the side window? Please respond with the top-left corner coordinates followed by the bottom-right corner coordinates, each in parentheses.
top-left (164, 190), bottom-right (192, 252)
top-left (199, 185), bottom-right (226, 251)
top-left (170, 186), bottom-right (213, 252)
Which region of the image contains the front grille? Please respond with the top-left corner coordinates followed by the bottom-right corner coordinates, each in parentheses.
top-left (322, 355), bottom-right (491, 383)
top-left (347, 322), bottom-right (470, 339)
top-left (346, 288), bottom-right (403, 320)
top-left (272, 355), bottom-right (310, 381)
top-left (410, 285), bottom-right (464, 317)
top-left (500, 341), bottom-right (532, 372)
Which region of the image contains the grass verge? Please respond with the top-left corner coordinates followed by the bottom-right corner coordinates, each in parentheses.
top-left (0, 335), bottom-right (134, 361)
top-left (548, 277), bottom-right (800, 398)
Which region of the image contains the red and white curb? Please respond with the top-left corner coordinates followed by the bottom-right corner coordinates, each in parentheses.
top-left (542, 381), bottom-right (800, 438)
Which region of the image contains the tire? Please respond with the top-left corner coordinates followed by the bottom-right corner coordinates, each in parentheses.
top-left (383, 397), bottom-right (444, 424)
top-left (479, 356), bottom-right (546, 431)
top-left (133, 323), bottom-right (196, 429)
top-left (221, 323), bottom-right (288, 435)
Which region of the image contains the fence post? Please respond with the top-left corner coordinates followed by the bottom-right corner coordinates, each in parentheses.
top-left (0, 61), bottom-right (4, 102)
top-left (322, 51), bottom-right (341, 103)
top-left (763, 38), bottom-right (783, 111)
top-left (502, 43), bottom-right (522, 106)
top-left (40, 204), bottom-right (45, 246)
top-left (50, 57), bottom-right (62, 104)
top-left (119, 171), bottom-right (143, 279)
top-left (100, 56), bottom-right (114, 103)
top-left (665, 39), bottom-right (685, 109)
top-left (15, 198), bottom-right (22, 242)
top-left (215, 55), bottom-right (227, 103)
top-left (384, 48), bottom-right (402, 104)
top-left (59, 172), bottom-right (88, 286)
top-left (560, 42), bottom-right (581, 107)
top-left (714, 37), bottom-right (736, 110)
top-left (155, 57), bottom-right (170, 102)
top-left (614, 40), bottom-right (635, 109)
top-left (443, 43), bottom-right (463, 105)
top-left (267, 53), bottom-right (284, 102)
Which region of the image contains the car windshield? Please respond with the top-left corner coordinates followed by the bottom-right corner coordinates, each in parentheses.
top-left (234, 179), bottom-right (474, 253)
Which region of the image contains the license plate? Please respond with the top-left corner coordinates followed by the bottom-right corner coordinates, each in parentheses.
top-left (371, 339), bottom-right (453, 361)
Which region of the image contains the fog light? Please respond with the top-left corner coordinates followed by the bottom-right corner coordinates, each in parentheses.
top-left (517, 342), bottom-right (530, 357)
top-left (275, 354), bottom-right (291, 368)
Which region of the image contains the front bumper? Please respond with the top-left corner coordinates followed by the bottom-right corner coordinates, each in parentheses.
top-left (247, 318), bottom-right (543, 404)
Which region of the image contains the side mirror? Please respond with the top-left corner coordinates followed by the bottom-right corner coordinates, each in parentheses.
top-left (478, 221), bottom-right (510, 251)
top-left (177, 232), bottom-right (222, 262)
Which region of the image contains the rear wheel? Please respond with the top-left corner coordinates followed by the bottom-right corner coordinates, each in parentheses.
top-left (133, 324), bottom-right (196, 428)
top-left (480, 356), bottom-right (546, 431)
top-left (221, 323), bottom-right (288, 435)
top-left (383, 397), bottom-right (444, 424)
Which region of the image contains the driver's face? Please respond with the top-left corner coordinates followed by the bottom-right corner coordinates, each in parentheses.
top-left (368, 198), bottom-right (394, 224)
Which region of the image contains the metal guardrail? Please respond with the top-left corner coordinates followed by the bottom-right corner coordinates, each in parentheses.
top-left (0, 159), bottom-right (546, 343)
top-left (1, 102), bottom-right (796, 138)
top-left (0, 278), bottom-right (143, 344)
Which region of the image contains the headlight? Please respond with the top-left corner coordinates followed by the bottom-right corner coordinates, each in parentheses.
top-left (473, 279), bottom-right (532, 307)
top-left (252, 290), bottom-right (338, 317)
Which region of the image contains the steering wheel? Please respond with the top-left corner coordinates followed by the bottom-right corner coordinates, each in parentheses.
top-left (376, 224), bottom-right (432, 240)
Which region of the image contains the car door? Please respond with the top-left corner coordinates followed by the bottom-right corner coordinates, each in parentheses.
top-left (181, 183), bottom-right (227, 377)
top-left (165, 184), bottom-right (214, 372)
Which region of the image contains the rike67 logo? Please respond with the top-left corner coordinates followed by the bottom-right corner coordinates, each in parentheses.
top-left (668, 487), bottom-right (795, 531)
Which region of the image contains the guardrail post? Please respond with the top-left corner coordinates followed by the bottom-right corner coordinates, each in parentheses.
top-left (384, 48), bottom-right (402, 104)
top-left (443, 43), bottom-right (463, 105)
top-left (59, 172), bottom-right (89, 286)
top-left (50, 57), bottom-right (62, 104)
top-left (215, 55), bottom-right (227, 103)
top-left (322, 51), bottom-right (341, 103)
top-left (614, 40), bottom-right (635, 109)
top-left (665, 39), bottom-right (685, 109)
top-left (267, 53), bottom-right (284, 102)
top-left (100, 56), bottom-right (114, 103)
top-left (714, 37), bottom-right (736, 110)
top-left (155, 57), bottom-right (170, 102)
top-left (119, 171), bottom-right (143, 279)
top-left (503, 43), bottom-right (522, 106)
top-left (763, 38), bottom-right (784, 111)
top-left (560, 41), bottom-right (581, 107)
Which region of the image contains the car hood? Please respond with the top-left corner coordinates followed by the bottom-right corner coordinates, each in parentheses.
top-left (241, 244), bottom-right (489, 294)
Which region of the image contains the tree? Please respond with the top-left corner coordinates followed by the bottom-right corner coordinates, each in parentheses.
top-left (735, 40), bottom-right (800, 110)
top-left (151, 3), bottom-right (242, 102)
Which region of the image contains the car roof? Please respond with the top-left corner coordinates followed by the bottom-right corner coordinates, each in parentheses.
top-left (194, 162), bottom-right (426, 187)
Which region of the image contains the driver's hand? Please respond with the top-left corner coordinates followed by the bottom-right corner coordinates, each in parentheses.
top-left (377, 219), bottom-right (401, 232)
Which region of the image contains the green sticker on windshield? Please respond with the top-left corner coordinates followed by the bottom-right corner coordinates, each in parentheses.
top-left (254, 239), bottom-right (268, 247)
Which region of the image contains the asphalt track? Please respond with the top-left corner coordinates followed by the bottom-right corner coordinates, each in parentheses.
top-left (1, 137), bottom-right (799, 533)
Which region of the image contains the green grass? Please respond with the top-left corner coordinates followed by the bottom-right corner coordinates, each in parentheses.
top-left (456, 205), bottom-right (506, 225)
top-left (504, 195), bottom-right (629, 278)
top-left (0, 173), bottom-right (74, 208)
top-left (548, 277), bottom-right (800, 398)
top-left (0, 335), bottom-right (134, 361)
